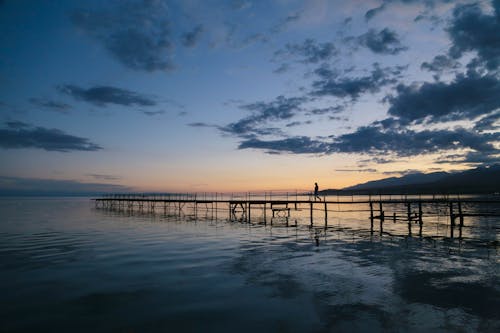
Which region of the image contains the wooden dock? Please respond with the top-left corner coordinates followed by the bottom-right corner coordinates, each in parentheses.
top-left (93, 193), bottom-right (500, 240)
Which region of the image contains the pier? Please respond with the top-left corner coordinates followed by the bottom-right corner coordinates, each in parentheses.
top-left (93, 193), bottom-right (500, 241)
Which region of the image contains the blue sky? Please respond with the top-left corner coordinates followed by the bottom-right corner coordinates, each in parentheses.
top-left (0, 0), bottom-right (499, 193)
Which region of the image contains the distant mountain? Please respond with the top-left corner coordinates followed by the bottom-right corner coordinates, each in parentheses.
top-left (343, 171), bottom-right (449, 191)
top-left (323, 165), bottom-right (500, 194)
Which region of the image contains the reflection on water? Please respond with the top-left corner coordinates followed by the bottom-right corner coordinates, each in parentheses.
top-left (0, 197), bottom-right (498, 332)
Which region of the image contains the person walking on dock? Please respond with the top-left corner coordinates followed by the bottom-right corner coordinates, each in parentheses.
top-left (314, 182), bottom-right (322, 201)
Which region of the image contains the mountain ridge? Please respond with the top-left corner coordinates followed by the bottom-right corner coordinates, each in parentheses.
top-left (321, 165), bottom-right (500, 194)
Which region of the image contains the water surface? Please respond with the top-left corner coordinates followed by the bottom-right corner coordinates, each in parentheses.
top-left (0, 197), bottom-right (498, 332)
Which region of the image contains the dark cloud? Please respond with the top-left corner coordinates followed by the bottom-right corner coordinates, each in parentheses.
top-left (86, 174), bottom-right (121, 181)
top-left (59, 85), bottom-right (156, 107)
top-left (240, 33), bottom-right (268, 46)
top-left (71, 0), bottom-right (173, 72)
top-left (414, 12), bottom-right (443, 26)
top-left (285, 120), bottom-right (312, 128)
top-left (275, 39), bottom-right (338, 64)
top-left (29, 98), bottom-right (72, 113)
top-left (271, 12), bottom-right (301, 33)
top-left (387, 73), bottom-right (500, 124)
top-left (474, 111), bottom-right (499, 132)
top-left (238, 136), bottom-right (328, 154)
top-left (359, 157), bottom-right (395, 165)
top-left (437, 150), bottom-right (500, 165)
top-left (235, 120), bottom-right (498, 161)
top-left (5, 120), bottom-right (29, 129)
top-left (364, 0), bottom-right (453, 20)
top-left (331, 125), bottom-right (498, 157)
top-left (142, 110), bottom-right (165, 116)
top-left (421, 55), bottom-right (460, 73)
top-left (356, 28), bottom-right (407, 55)
top-left (461, 150), bottom-right (499, 165)
top-left (188, 122), bottom-right (216, 128)
top-left (0, 122), bottom-right (102, 152)
top-left (273, 63), bottom-right (290, 74)
top-left (448, 2), bottom-right (500, 70)
top-left (336, 168), bottom-right (378, 172)
top-left (230, 0), bottom-right (252, 10)
top-left (382, 169), bottom-right (421, 176)
top-left (0, 176), bottom-right (129, 195)
top-left (365, 4), bottom-right (386, 21)
top-left (307, 105), bottom-right (345, 115)
top-left (182, 25), bottom-right (203, 48)
top-left (220, 95), bottom-right (307, 137)
top-left (311, 63), bottom-right (406, 99)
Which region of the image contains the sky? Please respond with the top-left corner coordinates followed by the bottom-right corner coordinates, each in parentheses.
top-left (0, 0), bottom-right (499, 193)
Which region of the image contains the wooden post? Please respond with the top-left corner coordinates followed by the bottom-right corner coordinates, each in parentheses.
top-left (369, 201), bottom-right (374, 232)
top-left (449, 202), bottom-right (455, 238)
top-left (449, 202), bottom-right (455, 226)
top-left (263, 203), bottom-right (266, 225)
top-left (418, 201), bottom-right (423, 225)
top-left (379, 202), bottom-right (384, 234)
top-left (458, 201), bottom-right (463, 227)
top-left (407, 202), bottom-right (412, 236)
top-left (310, 202), bottom-right (313, 227)
top-left (458, 201), bottom-right (463, 239)
top-left (248, 202), bottom-right (251, 223)
top-left (324, 201), bottom-right (328, 228)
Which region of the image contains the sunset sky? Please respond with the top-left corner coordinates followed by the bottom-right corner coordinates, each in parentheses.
top-left (0, 0), bottom-right (499, 193)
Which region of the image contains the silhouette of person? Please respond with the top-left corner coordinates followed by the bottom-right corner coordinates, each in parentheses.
top-left (314, 182), bottom-right (321, 201)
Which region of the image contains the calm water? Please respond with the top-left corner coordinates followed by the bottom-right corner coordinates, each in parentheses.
top-left (0, 197), bottom-right (498, 332)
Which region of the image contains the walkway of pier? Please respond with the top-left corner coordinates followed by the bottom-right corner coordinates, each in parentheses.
top-left (94, 192), bottom-right (500, 240)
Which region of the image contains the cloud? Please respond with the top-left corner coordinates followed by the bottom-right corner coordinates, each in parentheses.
top-left (182, 25), bottom-right (203, 48)
top-left (86, 174), bottom-right (121, 181)
top-left (356, 28), bottom-right (408, 55)
top-left (365, 4), bottom-right (386, 21)
top-left (5, 120), bottom-right (29, 129)
top-left (238, 136), bottom-right (328, 154)
top-left (220, 95), bottom-right (307, 137)
top-left (0, 122), bottom-right (102, 152)
top-left (448, 2), bottom-right (500, 70)
top-left (230, 0), bottom-right (252, 11)
top-left (271, 12), bottom-right (301, 33)
top-left (187, 122), bottom-right (216, 128)
top-left (307, 105), bottom-right (345, 115)
top-left (364, 0), bottom-right (453, 21)
top-left (29, 98), bottom-right (72, 113)
top-left (71, 0), bottom-right (173, 72)
top-left (235, 119), bottom-right (499, 162)
top-left (381, 169), bottom-right (421, 176)
top-left (474, 111), bottom-right (500, 132)
top-left (387, 73), bottom-right (500, 124)
top-left (59, 85), bottom-right (156, 107)
top-left (286, 120), bottom-right (312, 127)
top-left (311, 63), bottom-right (406, 99)
top-left (331, 124), bottom-right (498, 157)
top-left (336, 168), bottom-right (378, 172)
top-left (437, 150), bottom-right (500, 165)
top-left (142, 110), bottom-right (165, 116)
top-left (359, 157), bottom-right (395, 165)
top-left (273, 63), bottom-right (291, 74)
top-left (0, 176), bottom-right (130, 195)
top-left (275, 39), bottom-right (338, 64)
top-left (421, 55), bottom-right (460, 74)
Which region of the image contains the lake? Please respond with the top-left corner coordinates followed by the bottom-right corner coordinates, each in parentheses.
top-left (0, 197), bottom-right (498, 332)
